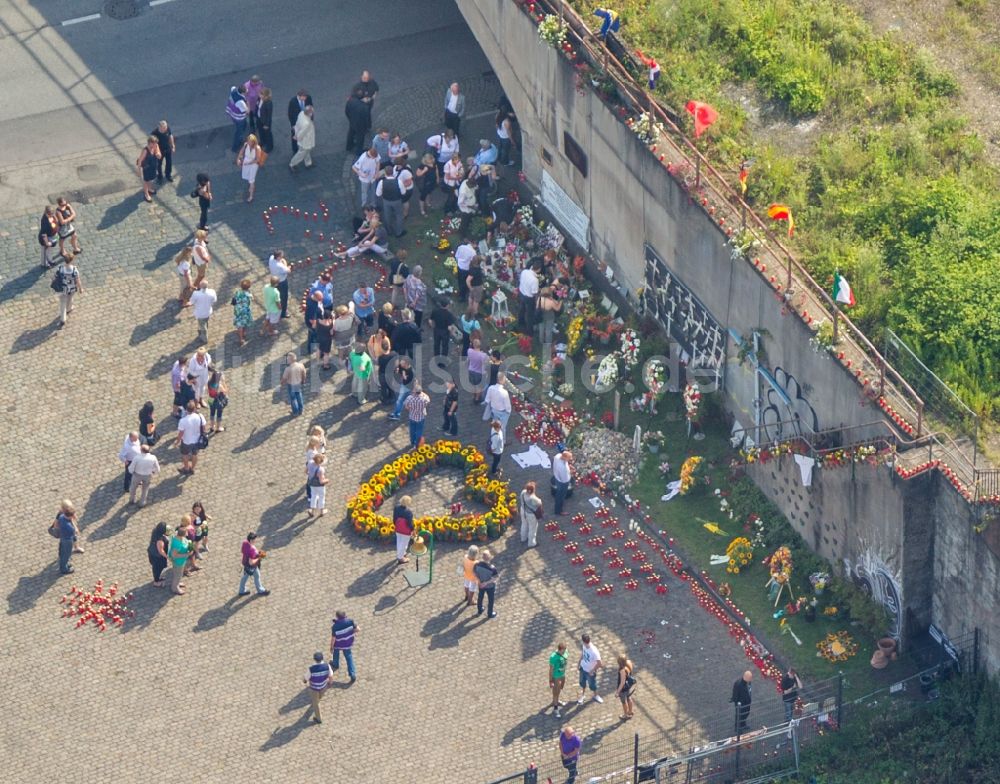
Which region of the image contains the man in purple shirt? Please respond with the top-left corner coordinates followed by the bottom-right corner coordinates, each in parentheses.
top-left (330, 610), bottom-right (358, 683)
top-left (560, 726), bottom-right (581, 783)
top-left (302, 651), bottom-right (332, 724)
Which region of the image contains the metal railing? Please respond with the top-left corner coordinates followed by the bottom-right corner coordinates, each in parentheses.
top-left (526, 0), bottom-right (926, 440)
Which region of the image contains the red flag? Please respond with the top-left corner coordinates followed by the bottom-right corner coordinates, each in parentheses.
top-left (767, 203), bottom-right (795, 237)
top-left (738, 167), bottom-right (748, 195)
top-left (685, 100), bottom-right (718, 138)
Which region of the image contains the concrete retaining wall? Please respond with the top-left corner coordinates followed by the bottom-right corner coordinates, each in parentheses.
top-left (456, 0), bottom-right (998, 672)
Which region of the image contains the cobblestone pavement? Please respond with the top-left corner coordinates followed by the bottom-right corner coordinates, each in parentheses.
top-left (0, 74), bottom-right (759, 782)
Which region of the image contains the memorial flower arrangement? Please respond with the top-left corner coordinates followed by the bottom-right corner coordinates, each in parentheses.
top-left (809, 319), bottom-right (837, 354)
top-left (683, 383), bottom-right (702, 422)
top-left (816, 630), bottom-right (858, 663)
top-left (516, 204), bottom-right (535, 225)
top-left (566, 316), bottom-right (585, 355)
top-left (628, 112), bottom-right (663, 145)
top-left (725, 537), bottom-right (754, 574)
top-left (678, 455), bottom-right (704, 495)
top-left (763, 546), bottom-right (794, 585)
top-left (596, 353), bottom-right (620, 388)
top-left (537, 14), bottom-right (567, 47)
top-left (348, 441), bottom-right (516, 542)
top-left (642, 430), bottom-right (665, 448)
top-left (658, 460), bottom-right (672, 477)
top-left (619, 328), bottom-right (640, 367)
top-left (744, 513), bottom-right (766, 548)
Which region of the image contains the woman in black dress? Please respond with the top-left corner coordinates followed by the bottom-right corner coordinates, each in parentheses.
top-left (138, 401), bottom-right (157, 446)
top-left (136, 136), bottom-right (161, 202)
top-left (257, 87), bottom-right (274, 153)
top-left (148, 522), bottom-right (170, 587)
top-left (415, 153), bottom-right (438, 217)
top-left (195, 173), bottom-right (212, 231)
top-left (313, 302), bottom-right (334, 370)
top-left (39, 205), bottom-right (61, 268)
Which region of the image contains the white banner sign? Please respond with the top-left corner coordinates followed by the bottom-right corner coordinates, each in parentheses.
top-left (541, 170), bottom-right (590, 250)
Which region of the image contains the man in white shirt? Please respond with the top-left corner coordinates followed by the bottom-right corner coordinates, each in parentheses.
top-left (352, 147), bottom-right (381, 210)
top-left (518, 262), bottom-right (540, 333)
top-left (174, 401), bottom-right (207, 475)
top-left (552, 448), bottom-right (573, 515)
top-left (128, 445), bottom-right (161, 506)
top-left (189, 281), bottom-right (217, 344)
top-left (118, 431), bottom-right (142, 494)
top-left (188, 346), bottom-right (212, 407)
top-left (454, 239), bottom-right (476, 300)
top-left (484, 371), bottom-right (512, 439)
top-left (576, 633), bottom-right (604, 704)
top-left (268, 250), bottom-right (291, 318)
top-left (443, 82), bottom-right (465, 137)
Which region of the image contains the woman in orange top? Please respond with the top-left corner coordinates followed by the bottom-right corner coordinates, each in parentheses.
top-left (462, 544), bottom-right (480, 606)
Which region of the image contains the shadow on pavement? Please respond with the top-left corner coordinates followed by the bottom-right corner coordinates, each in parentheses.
top-left (81, 475), bottom-right (125, 529)
top-left (130, 299), bottom-right (181, 346)
top-left (144, 238), bottom-right (190, 272)
top-left (0, 265), bottom-right (45, 306)
top-left (259, 713), bottom-right (313, 752)
top-left (345, 560), bottom-right (397, 598)
top-left (231, 412), bottom-right (295, 454)
top-left (521, 608), bottom-right (559, 662)
top-left (192, 595), bottom-right (253, 634)
top-left (121, 581), bottom-right (173, 633)
top-left (257, 491), bottom-right (316, 551)
top-left (97, 192), bottom-right (144, 231)
top-left (6, 563), bottom-right (63, 615)
top-left (9, 317), bottom-right (60, 354)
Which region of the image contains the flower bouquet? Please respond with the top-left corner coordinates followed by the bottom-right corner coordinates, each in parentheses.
top-left (537, 14), bottom-right (567, 47)
top-left (619, 328), bottom-right (640, 367)
top-left (678, 456), bottom-right (704, 495)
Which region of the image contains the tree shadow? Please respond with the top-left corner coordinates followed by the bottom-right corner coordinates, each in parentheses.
top-left (144, 239), bottom-right (190, 272)
top-left (130, 299), bottom-right (181, 346)
top-left (231, 413), bottom-right (295, 454)
top-left (192, 595), bottom-right (253, 633)
top-left (259, 713), bottom-right (313, 752)
top-left (521, 608), bottom-right (559, 662)
top-left (9, 318), bottom-right (60, 354)
top-left (0, 265), bottom-right (45, 306)
top-left (81, 475), bottom-right (125, 530)
top-left (97, 192), bottom-right (143, 231)
top-left (344, 560), bottom-right (398, 597)
top-left (6, 562), bottom-right (63, 615)
top-left (120, 581), bottom-right (173, 633)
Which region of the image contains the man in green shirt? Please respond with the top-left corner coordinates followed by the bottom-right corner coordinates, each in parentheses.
top-left (549, 642), bottom-right (569, 717)
top-left (168, 526), bottom-right (193, 595)
top-left (261, 275), bottom-right (281, 337)
top-left (349, 343), bottom-right (373, 404)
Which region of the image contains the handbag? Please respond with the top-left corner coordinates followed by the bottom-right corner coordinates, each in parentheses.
top-left (198, 433), bottom-right (210, 450)
top-left (47, 517), bottom-right (61, 539)
top-left (190, 189), bottom-right (200, 199)
top-left (216, 392), bottom-right (229, 409)
top-left (257, 149), bottom-right (268, 166)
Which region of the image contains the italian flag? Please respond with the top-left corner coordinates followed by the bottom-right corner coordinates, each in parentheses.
top-left (833, 272), bottom-right (855, 307)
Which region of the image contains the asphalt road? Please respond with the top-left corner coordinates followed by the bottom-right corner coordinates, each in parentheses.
top-left (0, 0), bottom-right (492, 211)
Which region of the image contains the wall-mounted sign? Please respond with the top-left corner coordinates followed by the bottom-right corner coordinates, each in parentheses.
top-left (563, 131), bottom-right (588, 177)
top-left (541, 170), bottom-right (589, 250)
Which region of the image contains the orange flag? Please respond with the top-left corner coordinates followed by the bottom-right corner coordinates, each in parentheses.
top-left (685, 100), bottom-right (719, 138)
top-left (767, 204), bottom-right (795, 237)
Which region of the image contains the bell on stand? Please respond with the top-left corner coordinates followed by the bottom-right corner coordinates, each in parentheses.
top-left (404, 532), bottom-right (434, 588)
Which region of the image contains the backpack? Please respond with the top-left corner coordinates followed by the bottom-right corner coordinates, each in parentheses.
top-left (50, 269), bottom-right (65, 292)
top-left (380, 175), bottom-right (401, 202)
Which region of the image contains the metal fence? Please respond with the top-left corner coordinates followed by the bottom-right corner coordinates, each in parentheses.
top-left (487, 631), bottom-right (980, 784)
top-left (884, 329), bottom-right (979, 466)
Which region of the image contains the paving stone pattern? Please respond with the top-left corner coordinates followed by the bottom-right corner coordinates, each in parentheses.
top-left (0, 73), bottom-right (761, 782)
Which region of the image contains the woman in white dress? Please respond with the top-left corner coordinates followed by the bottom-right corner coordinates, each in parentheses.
top-left (237, 134), bottom-right (264, 203)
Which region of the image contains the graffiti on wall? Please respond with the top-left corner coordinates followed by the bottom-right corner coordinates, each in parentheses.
top-left (642, 244), bottom-right (726, 370)
top-left (844, 548), bottom-right (903, 641)
top-left (760, 366), bottom-right (821, 441)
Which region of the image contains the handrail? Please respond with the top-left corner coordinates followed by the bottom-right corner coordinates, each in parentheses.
top-left (530, 0), bottom-right (926, 436)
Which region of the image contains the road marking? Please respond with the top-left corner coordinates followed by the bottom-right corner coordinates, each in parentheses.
top-left (149, 0), bottom-right (178, 5)
top-left (62, 13), bottom-right (101, 25)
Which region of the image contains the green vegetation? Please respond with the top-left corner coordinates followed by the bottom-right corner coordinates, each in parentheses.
top-left (565, 0), bottom-right (1000, 417)
top-left (800, 672), bottom-right (1000, 782)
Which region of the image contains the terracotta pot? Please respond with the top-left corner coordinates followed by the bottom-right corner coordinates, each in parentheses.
top-left (877, 637), bottom-right (897, 656)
